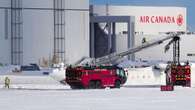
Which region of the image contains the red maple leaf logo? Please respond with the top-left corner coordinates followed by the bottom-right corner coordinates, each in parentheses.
top-left (177, 14), bottom-right (183, 26)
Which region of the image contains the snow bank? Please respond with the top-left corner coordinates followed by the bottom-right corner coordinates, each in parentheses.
top-left (49, 68), bottom-right (65, 82)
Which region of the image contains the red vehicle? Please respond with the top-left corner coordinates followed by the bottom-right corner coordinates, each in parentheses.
top-left (66, 65), bottom-right (127, 89)
top-left (166, 64), bottom-right (191, 87)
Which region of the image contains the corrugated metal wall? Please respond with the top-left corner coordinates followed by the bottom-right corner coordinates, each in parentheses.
top-left (0, 0), bottom-right (89, 65)
top-left (0, 0), bottom-right (11, 64)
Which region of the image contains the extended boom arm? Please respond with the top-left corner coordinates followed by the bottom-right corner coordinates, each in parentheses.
top-left (95, 33), bottom-right (180, 65)
top-left (75, 33), bottom-right (181, 66)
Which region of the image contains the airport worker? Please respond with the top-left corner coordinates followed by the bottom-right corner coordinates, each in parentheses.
top-left (4, 77), bottom-right (10, 89)
top-left (142, 37), bottom-right (146, 44)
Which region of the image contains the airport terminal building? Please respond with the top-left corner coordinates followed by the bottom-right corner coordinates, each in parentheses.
top-left (0, 0), bottom-right (194, 65)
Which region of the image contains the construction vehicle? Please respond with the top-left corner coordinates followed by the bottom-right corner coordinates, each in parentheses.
top-left (66, 32), bottom-right (191, 89)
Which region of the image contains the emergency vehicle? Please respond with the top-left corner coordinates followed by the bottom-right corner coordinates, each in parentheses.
top-left (66, 65), bottom-right (127, 89)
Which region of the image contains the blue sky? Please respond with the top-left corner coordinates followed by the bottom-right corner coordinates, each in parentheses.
top-left (90, 0), bottom-right (195, 31)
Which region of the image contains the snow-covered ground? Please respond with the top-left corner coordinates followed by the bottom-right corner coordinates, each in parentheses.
top-left (0, 64), bottom-right (66, 89)
top-left (0, 87), bottom-right (195, 110)
top-left (0, 62), bottom-right (195, 110)
top-left (0, 75), bottom-right (68, 90)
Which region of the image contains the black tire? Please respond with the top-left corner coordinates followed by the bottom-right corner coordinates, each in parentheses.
top-left (89, 81), bottom-right (96, 89)
top-left (70, 85), bottom-right (78, 89)
top-left (95, 81), bottom-right (101, 89)
top-left (166, 76), bottom-right (171, 85)
top-left (70, 84), bottom-right (84, 89)
top-left (114, 80), bottom-right (121, 88)
top-left (186, 80), bottom-right (191, 87)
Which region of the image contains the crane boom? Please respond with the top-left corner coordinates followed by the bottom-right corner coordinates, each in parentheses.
top-left (95, 33), bottom-right (180, 65)
top-left (74, 33), bottom-right (181, 66)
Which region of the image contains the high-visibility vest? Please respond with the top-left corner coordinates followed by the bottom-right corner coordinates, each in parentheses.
top-left (5, 77), bottom-right (10, 85)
